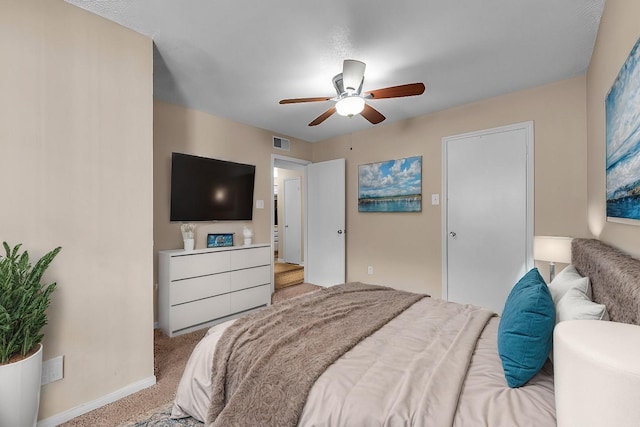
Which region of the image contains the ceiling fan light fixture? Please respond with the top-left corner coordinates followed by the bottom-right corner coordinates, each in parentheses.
top-left (335, 96), bottom-right (365, 117)
top-left (343, 59), bottom-right (366, 93)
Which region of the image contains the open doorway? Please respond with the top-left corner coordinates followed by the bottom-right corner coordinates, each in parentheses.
top-left (273, 156), bottom-right (308, 290)
top-left (271, 155), bottom-right (346, 291)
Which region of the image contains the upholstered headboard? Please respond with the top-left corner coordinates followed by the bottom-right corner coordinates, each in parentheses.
top-left (572, 238), bottom-right (640, 325)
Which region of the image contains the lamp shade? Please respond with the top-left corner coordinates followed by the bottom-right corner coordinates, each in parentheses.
top-left (534, 236), bottom-right (572, 263)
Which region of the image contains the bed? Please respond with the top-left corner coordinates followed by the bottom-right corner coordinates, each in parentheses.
top-left (170, 238), bottom-right (640, 427)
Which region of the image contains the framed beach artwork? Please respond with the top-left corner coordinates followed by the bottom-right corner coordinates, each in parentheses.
top-left (207, 233), bottom-right (234, 247)
top-left (606, 36), bottom-right (640, 224)
top-left (358, 156), bottom-right (422, 213)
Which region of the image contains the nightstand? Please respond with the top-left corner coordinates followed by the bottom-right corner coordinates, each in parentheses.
top-left (554, 320), bottom-right (640, 427)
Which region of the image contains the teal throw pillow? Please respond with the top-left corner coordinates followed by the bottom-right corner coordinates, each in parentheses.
top-left (498, 268), bottom-right (555, 388)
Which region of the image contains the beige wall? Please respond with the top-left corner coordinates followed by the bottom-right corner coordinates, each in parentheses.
top-left (153, 100), bottom-right (312, 314)
top-left (312, 77), bottom-right (589, 296)
top-left (586, 0), bottom-right (640, 257)
top-left (1, 0), bottom-right (154, 421)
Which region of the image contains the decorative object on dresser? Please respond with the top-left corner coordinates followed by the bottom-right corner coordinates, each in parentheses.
top-left (533, 235), bottom-right (572, 280)
top-left (206, 233), bottom-right (234, 248)
top-left (180, 223), bottom-right (196, 251)
top-left (242, 226), bottom-right (253, 245)
top-left (158, 244), bottom-right (271, 337)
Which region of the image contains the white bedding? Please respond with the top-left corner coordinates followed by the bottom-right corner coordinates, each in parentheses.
top-left (172, 297), bottom-right (555, 426)
top-left (171, 319), bottom-right (237, 420)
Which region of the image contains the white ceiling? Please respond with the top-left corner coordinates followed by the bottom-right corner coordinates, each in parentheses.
top-left (65, 0), bottom-right (605, 143)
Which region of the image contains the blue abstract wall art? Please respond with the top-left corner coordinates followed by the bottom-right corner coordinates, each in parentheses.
top-left (606, 36), bottom-right (640, 222)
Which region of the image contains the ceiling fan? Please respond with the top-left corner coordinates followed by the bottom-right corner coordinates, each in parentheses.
top-left (279, 60), bottom-right (426, 127)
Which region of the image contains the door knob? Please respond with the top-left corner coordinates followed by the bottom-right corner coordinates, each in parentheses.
top-left (449, 231), bottom-right (456, 237)
top-left (337, 230), bottom-right (344, 234)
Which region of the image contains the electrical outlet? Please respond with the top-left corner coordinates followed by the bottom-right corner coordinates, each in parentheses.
top-left (41, 355), bottom-right (64, 385)
top-left (367, 266), bottom-right (374, 275)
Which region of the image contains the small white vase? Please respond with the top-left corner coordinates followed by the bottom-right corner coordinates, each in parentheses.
top-left (242, 226), bottom-right (253, 246)
top-left (183, 238), bottom-right (195, 251)
top-left (0, 343), bottom-right (43, 427)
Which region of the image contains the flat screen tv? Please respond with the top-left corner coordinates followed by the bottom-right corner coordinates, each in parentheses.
top-left (170, 152), bottom-right (256, 221)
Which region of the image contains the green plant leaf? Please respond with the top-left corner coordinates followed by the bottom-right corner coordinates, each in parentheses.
top-left (0, 242), bottom-right (60, 364)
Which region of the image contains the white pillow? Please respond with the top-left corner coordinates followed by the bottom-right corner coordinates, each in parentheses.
top-left (548, 265), bottom-right (591, 304)
top-left (556, 286), bottom-right (610, 323)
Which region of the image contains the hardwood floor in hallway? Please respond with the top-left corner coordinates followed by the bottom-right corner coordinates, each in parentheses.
top-left (274, 261), bottom-right (304, 289)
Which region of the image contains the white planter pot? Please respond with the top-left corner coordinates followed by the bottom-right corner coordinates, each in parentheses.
top-left (0, 344), bottom-right (43, 427)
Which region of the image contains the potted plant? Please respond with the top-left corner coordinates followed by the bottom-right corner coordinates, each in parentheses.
top-left (0, 242), bottom-right (61, 427)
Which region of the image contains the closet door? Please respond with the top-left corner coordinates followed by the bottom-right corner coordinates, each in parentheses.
top-left (442, 122), bottom-right (533, 314)
top-left (283, 177), bottom-right (302, 264)
top-left (306, 158), bottom-right (346, 286)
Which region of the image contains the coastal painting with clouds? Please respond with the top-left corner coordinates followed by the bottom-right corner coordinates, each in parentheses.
top-left (606, 36), bottom-right (640, 222)
top-left (358, 156), bottom-right (422, 212)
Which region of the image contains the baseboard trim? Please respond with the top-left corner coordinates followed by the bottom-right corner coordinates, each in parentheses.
top-left (37, 375), bottom-right (156, 427)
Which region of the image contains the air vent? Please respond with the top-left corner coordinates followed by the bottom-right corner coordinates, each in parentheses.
top-left (272, 136), bottom-right (290, 151)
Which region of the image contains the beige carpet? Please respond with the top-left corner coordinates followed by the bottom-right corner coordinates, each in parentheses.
top-left (60, 328), bottom-right (206, 427)
top-left (61, 283), bottom-right (321, 426)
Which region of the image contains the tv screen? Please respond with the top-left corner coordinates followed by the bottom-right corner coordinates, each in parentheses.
top-left (170, 152), bottom-right (256, 221)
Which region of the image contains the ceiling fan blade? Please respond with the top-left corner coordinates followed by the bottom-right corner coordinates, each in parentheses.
top-left (365, 82), bottom-right (425, 99)
top-left (279, 97), bottom-right (332, 104)
top-left (343, 60), bottom-right (366, 93)
top-left (360, 103), bottom-right (385, 125)
top-left (308, 107), bottom-right (336, 126)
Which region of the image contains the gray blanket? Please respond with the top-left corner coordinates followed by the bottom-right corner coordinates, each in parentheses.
top-left (206, 282), bottom-right (425, 427)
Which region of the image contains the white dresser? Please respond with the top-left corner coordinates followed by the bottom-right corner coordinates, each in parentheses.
top-left (158, 244), bottom-right (272, 337)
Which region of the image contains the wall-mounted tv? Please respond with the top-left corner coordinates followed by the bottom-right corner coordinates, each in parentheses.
top-left (170, 152), bottom-right (256, 221)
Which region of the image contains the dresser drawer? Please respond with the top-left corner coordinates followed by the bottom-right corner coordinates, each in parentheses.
top-left (171, 293), bottom-right (231, 332)
top-left (230, 284), bottom-right (270, 313)
top-left (230, 246), bottom-right (270, 270)
top-left (171, 272), bottom-right (231, 305)
top-left (171, 251), bottom-right (230, 280)
top-left (230, 265), bottom-right (270, 292)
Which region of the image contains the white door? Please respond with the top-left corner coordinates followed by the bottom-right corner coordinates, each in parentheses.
top-left (306, 158), bottom-right (346, 286)
top-left (283, 177), bottom-right (302, 264)
top-left (443, 122), bottom-right (533, 314)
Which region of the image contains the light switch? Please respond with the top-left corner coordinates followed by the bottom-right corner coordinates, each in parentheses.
top-left (256, 199), bottom-right (265, 209)
top-left (431, 194), bottom-right (440, 205)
